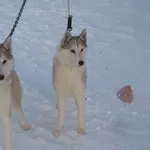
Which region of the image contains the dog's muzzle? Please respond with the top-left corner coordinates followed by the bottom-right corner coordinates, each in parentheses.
top-left (78, 61), bottom-right (84, 66)
top-left (0, 74), bottom-right (4, 80)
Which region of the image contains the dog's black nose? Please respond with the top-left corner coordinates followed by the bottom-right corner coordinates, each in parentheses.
top-left (0, 74), bottom-right (4, 80)
top-left (78, 61), bottom-right (84, 66)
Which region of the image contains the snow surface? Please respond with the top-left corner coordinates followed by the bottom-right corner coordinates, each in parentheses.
top-left (0, 0), bottom-right (150, 149)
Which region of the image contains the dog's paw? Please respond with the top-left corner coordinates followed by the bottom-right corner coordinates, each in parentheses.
top-left (77, 128), bottom-right (86, 135)
top-left (53, 130), bottom-right (61, 137)
top-left (21, 123), bottom-right (31, 131)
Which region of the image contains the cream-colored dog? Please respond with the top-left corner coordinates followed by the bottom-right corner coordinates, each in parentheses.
top-left (0, 37), bottom-right (30, 150)
top-left (52, 29), bottom-right (87, 136)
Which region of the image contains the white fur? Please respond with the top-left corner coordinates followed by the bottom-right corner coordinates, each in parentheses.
top-left (0, 80), bottom-right (13, 150)
top-left (0, 37), bottom-right (30, 150)
top-left (52, 30), bottom-right (87, 136)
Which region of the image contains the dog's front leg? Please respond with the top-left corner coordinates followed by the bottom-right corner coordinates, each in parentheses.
top-left (2, 115), bottom-right (13, 150)
top-left (53, 95), bottom-right (66, 137)
top-left (75, 94), bottom-right (86, 135)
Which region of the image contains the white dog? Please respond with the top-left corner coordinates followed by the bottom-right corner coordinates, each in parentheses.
top-left (52, 29), bottom-right (87, 136)
top-left (0, 37), bottom-right (30, 150)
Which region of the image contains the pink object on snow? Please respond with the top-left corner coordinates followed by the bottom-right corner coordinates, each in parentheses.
top-left (117, 85), bottom-right (133, 104)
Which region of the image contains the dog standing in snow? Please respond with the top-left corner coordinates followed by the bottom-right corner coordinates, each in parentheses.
top-left (52, 29), bottom-right (87, 136)
top-left (0, 37), bottom-right (30, 150)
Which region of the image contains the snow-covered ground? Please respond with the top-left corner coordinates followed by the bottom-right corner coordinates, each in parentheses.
top-left (0, 0), bottom-right (150, 149)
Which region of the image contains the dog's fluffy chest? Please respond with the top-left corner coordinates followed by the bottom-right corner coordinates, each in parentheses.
top-left (0, 83), bottom-right (12, 115)
top-left (53, 63), bottom-right (86, 97)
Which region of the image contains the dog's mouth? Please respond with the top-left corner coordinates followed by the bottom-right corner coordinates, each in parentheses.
top-left (78, 64), bottom-right (84, 68)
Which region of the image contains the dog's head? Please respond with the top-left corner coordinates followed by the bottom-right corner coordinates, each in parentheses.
top-left (57, 29), bottom-right (87, 67)
top-left (0, 37), bottom-right (14, 81)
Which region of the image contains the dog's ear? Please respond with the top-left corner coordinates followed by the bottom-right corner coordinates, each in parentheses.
top-left (61, 30), bottom-right (72, 47)
top-left (79, 29), bottom-right (87, 44)
top-left (3, 37), bottom-right (12, 51)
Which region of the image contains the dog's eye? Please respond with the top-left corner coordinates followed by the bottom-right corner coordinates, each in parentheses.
top-left (2, 60), bottom-right (7, 64)
top-left (81, 49), bottom-right (84, 52)
top-left (70, 49), bottom-right (76, 53)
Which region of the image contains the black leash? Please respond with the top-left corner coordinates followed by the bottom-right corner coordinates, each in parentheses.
top-left (67, 15), bottom-right (72, 31)
top-left (66, 0), bottom-right (73, 31)
top-left (4, 0), bottom-right (27, 42)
